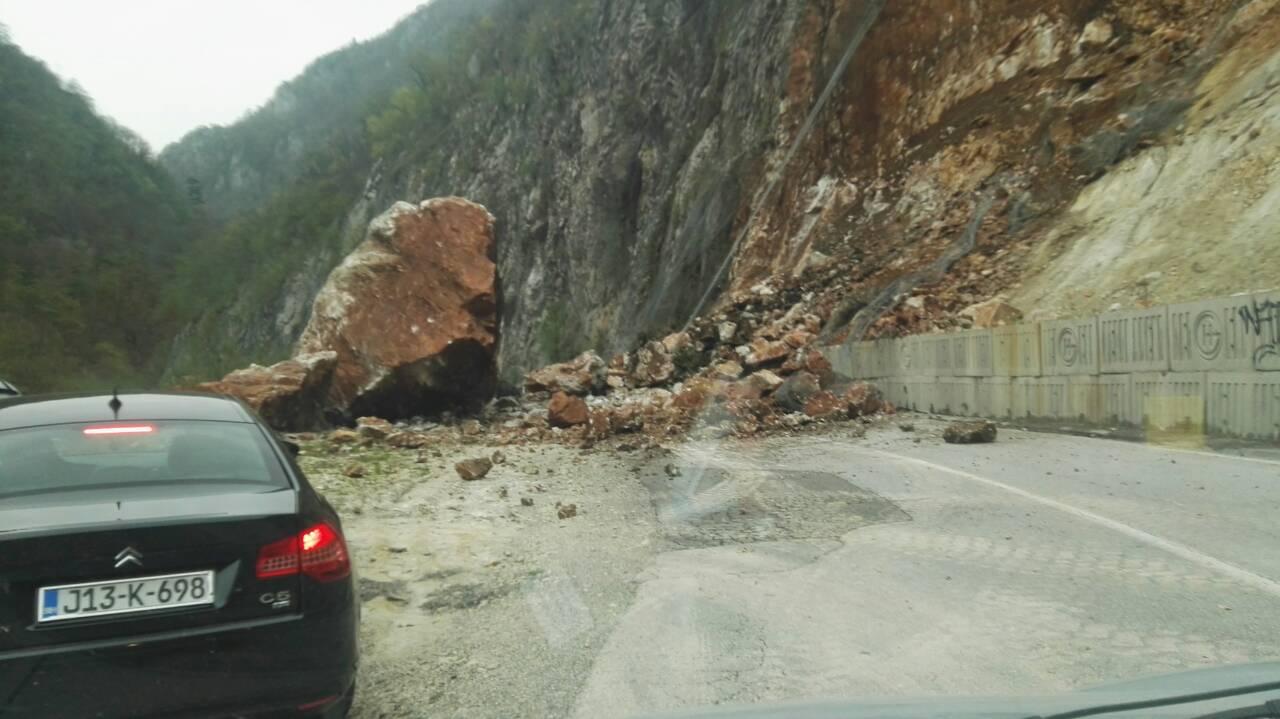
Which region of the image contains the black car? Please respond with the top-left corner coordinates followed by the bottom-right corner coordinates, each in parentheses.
top-left (0, 392), bottom-right (358, 718)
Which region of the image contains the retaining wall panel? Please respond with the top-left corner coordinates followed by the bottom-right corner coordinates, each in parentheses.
top-left (1099, 375), bottom-right (1134, 424)
top-left (993, 324), bottom-right (1043, 377)
top-left (1041, 317), bottom-right (1101, 376)
top-left (1100, 306), bottom-right (1171, 373)
top-left (1206, 372), bottom-right (1280, 441)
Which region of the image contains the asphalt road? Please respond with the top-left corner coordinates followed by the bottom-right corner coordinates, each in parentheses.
top-left (571, 420), bottom-right (1280, 717)
top-left (339, 420), bottom-right (1280, 718)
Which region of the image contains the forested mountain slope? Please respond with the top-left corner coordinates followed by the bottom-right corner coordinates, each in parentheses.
top-left (0, 32), bottom-right (196, 391)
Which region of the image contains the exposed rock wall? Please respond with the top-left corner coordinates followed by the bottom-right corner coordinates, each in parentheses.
top-left (166, 0), bottom-right (1280, 389)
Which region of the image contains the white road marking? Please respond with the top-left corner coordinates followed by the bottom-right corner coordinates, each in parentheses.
top-left (855, 447), bottom-right (1280, 599)
top-left (1131, 442), bottom-right (1280, 468)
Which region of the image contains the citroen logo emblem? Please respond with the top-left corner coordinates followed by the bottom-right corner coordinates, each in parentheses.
top-left (115, 547), bottom-right (144, 569)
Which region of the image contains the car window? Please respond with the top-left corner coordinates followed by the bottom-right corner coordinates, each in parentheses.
top-left (0, 421), bottom-right (289, 500)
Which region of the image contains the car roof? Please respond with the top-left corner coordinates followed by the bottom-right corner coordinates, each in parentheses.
top-left (0, 392), bottom-right (253, 431)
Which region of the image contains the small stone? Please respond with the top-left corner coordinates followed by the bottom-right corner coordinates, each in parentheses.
top-left (744, 338), bottom-right (790, 367)
top-left (454, 457), bottom-right (494, 481)
top-left (899, 423), bottom-right (915, 432)
top-left (782, 329), bottom-right (813, 349)
top-left (1077, 18), bottom-right (1113, 48)
top-left (712, 360), bottom-right (744, 380)
top-left (491, 449), bottom-right (507, 465)
top-left (718, 322), bottom-right (739, 343)
top-left (329, 428), bottom-right (360, 445)
top-left (387, 431), bottom-right (428, 449)
top-left (520, 497), bottom-right (534, 507)
top-left (460, 419), bottom-right (483, 436)
top-left (774, 371), bottom-right (820, 413)
top-left (557, 503), bottom-right (578, 520)
top-left (958, 298), bottom-right (1023, 329)
top-left (750, 370), bottom-right (785, 391)
top-left (664, 463), bottom-right (682, 477)
top-left (356, 416), bottom-right (394, 439)
top-left (803, 391), bottom-right (845, 420)
top-left (342, 463), bottom-right (366, 478)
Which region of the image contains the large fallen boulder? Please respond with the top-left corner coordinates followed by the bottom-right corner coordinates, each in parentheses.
top-left (196, 352), bottom-right (337, 431)
top-left (943, 420), bottom-right (998, 444)
top-left (296, 198), bottom-right (498, 420)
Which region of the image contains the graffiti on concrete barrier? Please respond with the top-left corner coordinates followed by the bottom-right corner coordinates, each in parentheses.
top-left (1238, 298), bottom-right (1280, 371)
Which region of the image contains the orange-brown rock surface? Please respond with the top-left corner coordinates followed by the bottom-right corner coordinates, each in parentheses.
top-left (196, 352), bottom-right (337, 431)
top-left (297, 197), bottom-right (498, 419)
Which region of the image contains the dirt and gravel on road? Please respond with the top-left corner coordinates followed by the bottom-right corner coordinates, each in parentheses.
top-left (296, 407), bottom-right (901, 718)
top-left (296, 412), bottom-right (1280, 718)
top-left (299, 434), bottom-right (662, 718)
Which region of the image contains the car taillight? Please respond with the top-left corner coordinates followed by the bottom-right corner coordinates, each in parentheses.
top-left (256, 523), bottom-right (350, 582)
top-left (299, 523), bottom-right (350, 581)
top-left (256, 535), bottom-right (300, 579)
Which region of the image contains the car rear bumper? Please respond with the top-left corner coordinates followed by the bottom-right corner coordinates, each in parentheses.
top-left (0, 606), bottom-right (357, 718)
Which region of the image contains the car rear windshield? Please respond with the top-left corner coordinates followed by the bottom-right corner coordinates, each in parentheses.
top-left (0, 420), bottom-right (289, 500)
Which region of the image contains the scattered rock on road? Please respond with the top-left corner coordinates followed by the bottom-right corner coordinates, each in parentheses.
top-left (557, 503), bottom-right (578, 519)
top-left (343, 463), bottom-right (366, 478)
top-left (843, 382), bottom-right (884, 418)
top-left (943, 420), bottom-right (998, 444)
top-left (357, 416), bottom-right (395, 439)
top-left (547, 392), bottom-right (589, 427)
top-left (524, 350), bottom-right (606, 396)
top-left (329, 428), bottom-right (360, 444)
top-left (455, 457), bottom-right (494, 481)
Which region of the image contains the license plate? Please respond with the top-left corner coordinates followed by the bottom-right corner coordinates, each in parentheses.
top-left (37, 570), bottom-right (215, 623)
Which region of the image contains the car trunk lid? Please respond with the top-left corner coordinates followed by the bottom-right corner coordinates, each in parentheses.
top-left (0, 488), bottom-right (301, 654)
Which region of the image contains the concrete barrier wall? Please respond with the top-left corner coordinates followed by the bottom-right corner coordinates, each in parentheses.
top-left (828, 290), bottom-right (1280, 442)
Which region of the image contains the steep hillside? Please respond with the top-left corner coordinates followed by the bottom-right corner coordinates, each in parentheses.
top-left (165, 0), bottom-right (814, 384)
top-left (164, 0), bottom-right (1280, 387)
top-left (729, 0), bottom-right (1280, 340)
top-left (157, 0), bottom-right (497, 221)
top-left (0, 35), bottom-right (197, 391)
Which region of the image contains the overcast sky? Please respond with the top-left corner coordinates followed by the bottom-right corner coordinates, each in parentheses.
top-left (1, 0), bottom-right (428, 150)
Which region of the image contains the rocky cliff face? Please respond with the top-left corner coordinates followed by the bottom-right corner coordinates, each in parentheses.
top-left (165, 0), bottom-right (1280, 387)
top-left (164, 0), bottom-right (815, 385)
top-left (731, 0), bottom-right (1280, 338)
